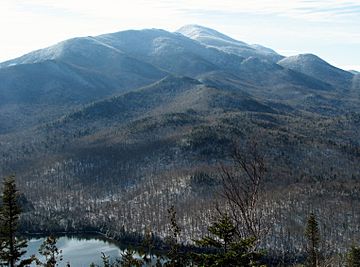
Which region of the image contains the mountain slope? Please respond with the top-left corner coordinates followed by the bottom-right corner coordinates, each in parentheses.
top-left (0, 60), bottom-right (113, 133)
top-left (0, 75), bottom-right (278, 180)
top-left (0, 37), bottom-right (167, 133)
top-left (95, 28), bottom-right (249, 77)
top-left (278, 54), bottom-right (354, 90)
top-left (177, 24), bottom-right (284, 62)
top-left (44, 75), bottom-right (275, 135)
top-left (0, 36), bottom-right (167, 88)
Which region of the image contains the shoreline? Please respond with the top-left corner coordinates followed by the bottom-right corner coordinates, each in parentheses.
top-left (22, 230), bottom-right (169, 255)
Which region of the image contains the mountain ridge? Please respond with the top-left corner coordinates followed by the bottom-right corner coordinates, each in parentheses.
top-left (0, 25), bottom-right (357, 133)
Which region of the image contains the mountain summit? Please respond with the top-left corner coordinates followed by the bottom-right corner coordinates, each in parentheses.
top-left (176, 24), bottom-right (246, 44)
top-left (278, 53), bottom-right (353, 89)
top-left (177, 24), bottom-right (283, 62)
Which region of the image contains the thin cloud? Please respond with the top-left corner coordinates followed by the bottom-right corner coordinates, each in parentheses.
top-left (7, 0), bottom-right (360, 22)
top-left (171, 0), bottom-right (360, 21)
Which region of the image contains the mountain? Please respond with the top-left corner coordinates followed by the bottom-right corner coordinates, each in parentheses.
top-left (0, 25), bottom-right (360, 253)
top-left (278, 53), bottom-right (354, 90)
top-left (96, 28), bottom-right (339, 109)
top-left (177, 24), bottom-right (284, 62)
top-left (95, 28), bottom-right (251, 77)
top-left (0, 37), bottom-right (168, 133)
top-left (0, 26), bottom-right (336, 134)
top-left (3, 75), bottom-right (275, 159)
top-left (352, 73), bottom-right (360, 92)
top-left (0, 36), bottom-right (168, 84)
top-left (51, 75), bottom-right (275, 128)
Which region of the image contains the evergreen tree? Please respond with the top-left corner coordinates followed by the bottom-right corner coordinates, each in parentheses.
top-left (0, 175), bottom-right (32, 267)
top-left (196, 214), bottom-right (236, 253)
top-left (37, 235), bottom-right (63, 267)
top-left (100, 252), bottom-right (110, 267)
top-left (141, 227), bottom-right (155, 265)
top-left (164, 205), bottom-right (187, 267)
top-left (194, 214), bottom-right (263, 267)
top-left (305, 213), bottom-right (320, 267)
top-left (347, 246), bottom-right (360, 267)
top-left (120, 249), bottom-right (142, 267)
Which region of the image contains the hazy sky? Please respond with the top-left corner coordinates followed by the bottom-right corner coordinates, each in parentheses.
top-left (1, 0), bottom-right (359, 70)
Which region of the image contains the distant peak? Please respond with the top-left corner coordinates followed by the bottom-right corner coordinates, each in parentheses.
top-left (349, 70), bottom-right (359, 75)
top-left (296, 53), bottom-right (321, 59)
top-left (279, 53), bottom-right (328, 66)
top-left (176, 24), bottom-right (240, 43)
top-left (278, 53), bottom-right (353, 86)
top-left (156, 75), bottom-right (202, 85)
top-left (288, 53), bottom-right (322, 61)
top-left (178, 24), bottom-right (208, 30)
top-left (177, 24), bottom-right (215, 33)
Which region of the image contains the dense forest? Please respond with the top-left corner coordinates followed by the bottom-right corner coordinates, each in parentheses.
top-left (1, 147), bottom-right (360, 266)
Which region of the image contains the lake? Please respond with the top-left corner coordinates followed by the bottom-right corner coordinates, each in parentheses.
top-left (24, 235), bottom-right (141, 267)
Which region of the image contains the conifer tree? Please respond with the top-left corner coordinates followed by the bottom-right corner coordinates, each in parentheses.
top-left (141, 227), bottom-right (155, 265)
top-left (120, 249), bottom-right (142, 267)
top-left (100, 252), bottom-right (110, 267)
top-left (0, 175), bottom-right (31, 267)
top-left (347, 246), bottom-right (360, 267)
top-left (305, 213), bottom-right (320, 267)
top-left (194, 214), bottom-right (262, 267)
top-left (37, 235), bottom-right (63, 267)
top-left (196, 214), bottom-right (236, 253)
top-left (165, 205), bottom-right (186, 267)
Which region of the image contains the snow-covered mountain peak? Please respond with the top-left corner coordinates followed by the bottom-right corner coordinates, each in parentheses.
top-left (278, 53), bottom-right (353, 89)
top-left (176, 24), bottom-right (283, 62)
top-left (280, 53), bottom-right (325, 65)
top-left (176, 24), bottom-right (243, 44)
top-left (0, 36), bottom-right (125, 68)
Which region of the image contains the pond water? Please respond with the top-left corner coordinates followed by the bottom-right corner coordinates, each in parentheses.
top-left (24, 235), bottom-right (139, 267)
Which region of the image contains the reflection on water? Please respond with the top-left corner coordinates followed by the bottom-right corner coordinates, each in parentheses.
top-left (24, 235), bottom-right (126, 267)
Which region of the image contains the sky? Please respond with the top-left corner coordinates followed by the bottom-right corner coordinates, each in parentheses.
top-left (0, 0), bottom-right (359, 71)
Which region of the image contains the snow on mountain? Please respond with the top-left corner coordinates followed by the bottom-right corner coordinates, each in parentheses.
top-left (0, 37), bottom-right (125, 68)
top-left (176, 24), bottom-right (283, 62)
top-left (176, 24), bottom-right (247, 45)
top-left (278, 54), bottom-right (353, 89)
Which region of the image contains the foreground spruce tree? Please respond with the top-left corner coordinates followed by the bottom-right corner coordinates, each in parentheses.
top-left (193, 214), bottom-right (263, 267)
top-left (100, 252), bottom-right (110, 267)
top-left (0, 175), bottom-right (33, 267)
top-left (164, 205), bottom-right (188, 267)
top-left (347, 246), bottom-right (360, 267)
top-left (36, 235), bottom-right (63, 267)
top-left (120, 249), bottom-right (143, 267)
top-left (305, 213), bottom-right (320, 267)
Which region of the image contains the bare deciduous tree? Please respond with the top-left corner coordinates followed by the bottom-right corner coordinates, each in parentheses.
top-left (219, 141), bottom-right (268, 243)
